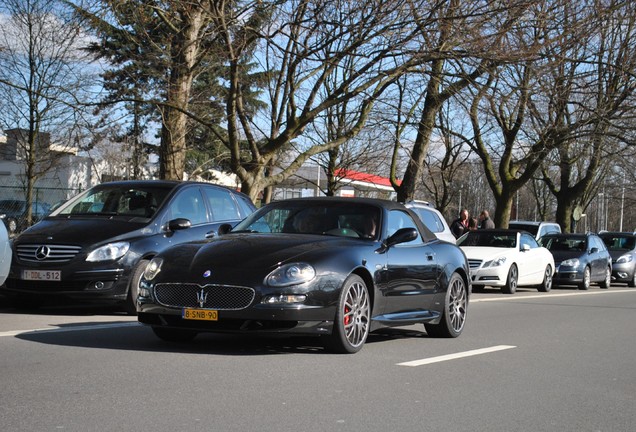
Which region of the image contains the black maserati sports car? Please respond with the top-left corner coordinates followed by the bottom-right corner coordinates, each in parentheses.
top-left (137, 197), bottom-right (471, 353)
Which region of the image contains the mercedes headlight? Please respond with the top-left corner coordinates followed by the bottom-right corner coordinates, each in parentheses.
top-left (484, 256), bottom-right (507, 267)
top-left (265, 263), bottom-right (316, 287)
top-left (86, 242), bottom-right (130, 262)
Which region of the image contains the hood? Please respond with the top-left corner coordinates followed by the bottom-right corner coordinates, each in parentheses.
top-left (14, 217), bottom-right (151, 246)
top-left (548, 250), bottom-right (584, 263)
top-left (164, 233), bottom-right (364, 273)
top-left (460, 246), bottom-right (512, 260)
top-left (607, 249), bottom-right (633, 260)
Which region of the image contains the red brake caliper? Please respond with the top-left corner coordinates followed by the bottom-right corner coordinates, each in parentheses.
top-left (344, 306), bottom-right (351, 326)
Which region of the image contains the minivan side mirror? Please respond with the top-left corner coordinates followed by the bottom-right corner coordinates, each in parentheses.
top-left (590, 247), bottom-right (599, 254)
top-left (166, 218), bottom-right (192, 232)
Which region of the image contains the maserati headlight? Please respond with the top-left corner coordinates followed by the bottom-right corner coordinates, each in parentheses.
top-left (561, 258), bottom-right (580, 268)
top-left (143, 258), bottom-right (163, 281)
top-left (484, 256), bottom-right (507, 267)
top-left (86, 242), bottom-right (130, 262)
top-left (265, 263), bottom-right (316, 287)
top-left (617, 254), bottom-right (633, 264)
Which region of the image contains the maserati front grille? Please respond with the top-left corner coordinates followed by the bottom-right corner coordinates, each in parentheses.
top-left (154, 283), bottom-right (255, 310)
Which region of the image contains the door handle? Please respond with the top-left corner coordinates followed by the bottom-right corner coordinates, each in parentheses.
top-left (205, 231), bottom-right (216, 239)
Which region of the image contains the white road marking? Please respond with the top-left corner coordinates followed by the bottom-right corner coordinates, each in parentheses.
top-left (397, 345), bottom-right (516, 367)
top-left (0, 321), bottom-right (140, 338)
top-left (471, 289), bottom-right (635, 302)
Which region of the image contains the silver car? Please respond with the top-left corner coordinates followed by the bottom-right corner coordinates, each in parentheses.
top-left (599, 232), bottom-right (636, 287)
top-left (404, 201), bottom-right (455, 243)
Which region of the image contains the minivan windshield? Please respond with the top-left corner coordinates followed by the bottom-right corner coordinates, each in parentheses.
top-left (54, 185), bottom-right (173, 219)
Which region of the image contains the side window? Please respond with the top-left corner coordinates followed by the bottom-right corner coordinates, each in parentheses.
top-left (202, 187), bottom-right (240, 222)
top-left (233, 193), bottom-right (256, 218)
top-left (413, 208), bottom-right (443, 233)
top-left (387, 210), bottom-right (422, 245)
top-left (521, 233), bottom-right (539, 249)
top-left (169, 188), bottom-right (207, 225)
top-left (592, 237), bottom-right (606, 251)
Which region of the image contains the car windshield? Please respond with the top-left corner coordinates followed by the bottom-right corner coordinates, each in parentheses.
top-left (508, 223), bottom-right (538, 236)
top-left (601, 235), bottom-right (636, 251)
top-left (458, 231), bottom-right (517, 248)
top-left (54, 185), bottom-right (173, 218)
top-left (540, 236), bottom-right (586, 252)
top-left (232, 201), bottom-right (382, 240)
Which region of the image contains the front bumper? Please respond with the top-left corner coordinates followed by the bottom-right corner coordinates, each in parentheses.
top-left (611, 262), bottom-right (635, 282)
top-left (552, 265), bottom-right (584, 285)
top-left (137, 303), bottom-right (335, 336)
top-left (469, 266), bottom-right (507, 287)
top-left (2, 266), bottom-right (130, 302)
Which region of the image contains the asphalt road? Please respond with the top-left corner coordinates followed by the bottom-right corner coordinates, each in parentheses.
top-left (1, 286), bottom-right (635, 432)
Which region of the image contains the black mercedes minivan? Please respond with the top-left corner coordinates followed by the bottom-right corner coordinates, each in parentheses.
top-left (1, 180), bottom-right (255, 313)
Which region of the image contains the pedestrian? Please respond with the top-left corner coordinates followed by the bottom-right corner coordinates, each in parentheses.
top-left (468, 217), bottom-right (479, 231)
top-left (479, 210), bottom-right (495, 229)
top-left (451, 209), bottom-right (470, 238)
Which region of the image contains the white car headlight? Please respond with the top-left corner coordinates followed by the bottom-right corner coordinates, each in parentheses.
top-left (616, 254), bottom-right (633, 264)
top-left (265, 263), bottom-right (316, 287)
top-left (484, 256), bottom-right (507, 267)
top-left (561, 258), bottom-right (580, 268)
top-left (143, 257), bottom-right (163, 281)
top-left (86, 242), bottom-right (130, 262)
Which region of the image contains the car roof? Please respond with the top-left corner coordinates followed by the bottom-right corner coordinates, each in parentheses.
top-left (275, 196), bottom-right (409, 210)
top-left (599, 231), bottom-right (636, 237)
top-left (509, 220), bottom-right (558, 226)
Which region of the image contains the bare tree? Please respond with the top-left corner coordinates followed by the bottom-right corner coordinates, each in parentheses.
top-left (534, 0), bottom-right (636, 232)
top-left (0, 0), bottom-right (95, 225)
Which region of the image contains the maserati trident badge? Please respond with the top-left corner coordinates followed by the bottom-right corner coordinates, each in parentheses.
top-left (196, 289), bottom-right (208, 308)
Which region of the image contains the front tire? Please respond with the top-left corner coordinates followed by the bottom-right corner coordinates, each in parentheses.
top-left (425, 272), bottom-right (467, 338)
top-left (502, 264), bottom-right (518, 294)
top-left (322, 274), bottom-right (370, 354)
top-left (599, 266), bottom-right (611, 289)
top-left (578, 266), bottom-right (591, 290)
top-left (538, 265), bottom-right (553, 292)
top-left (152, 326), bottom-right (197, 342)
top-left (629, 270), bottom-right (636, 288)
top-left (123, 259), bottom-right (149, 315)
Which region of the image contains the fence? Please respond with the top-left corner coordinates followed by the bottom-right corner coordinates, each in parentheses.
top-left (0, 180), bottom-right (83, 235)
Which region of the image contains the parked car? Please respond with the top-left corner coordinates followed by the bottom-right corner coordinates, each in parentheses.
top-left (457, 229), bottom-right (555, 294)
top-left (0, 199), bottom-right (51, 235)
top-left (404, 200), bottom-right (455, 243)
top-left (1, 180), bottom-right (256, 313)
top-left (598, 232), bottom-right (636, 287)
top-left (539, 233), bottom-right (612, 290)
top-left (0, 221), bottom-right (11, 285)
top-left (508, 220), bottom-right (561, 240)
top-left (137, 197), bottom-right (471, 353)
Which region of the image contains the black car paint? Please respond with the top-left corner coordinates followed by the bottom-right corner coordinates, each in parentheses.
top-left (137, 198), bottom-right (470, 339)
top-left (2, 180), bottom-right (255, 308)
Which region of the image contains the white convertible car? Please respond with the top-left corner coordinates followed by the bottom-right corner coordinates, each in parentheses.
top-left (457, 229), bottom-right (554, 294)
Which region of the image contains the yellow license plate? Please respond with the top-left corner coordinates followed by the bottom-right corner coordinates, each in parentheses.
top-left (182, 309), bottom-right (218, 321)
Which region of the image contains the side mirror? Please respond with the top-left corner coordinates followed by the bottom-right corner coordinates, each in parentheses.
top-left (218, 223), bottom-right (233, 235)
top-left (386, 227), bottom-right (418, 247)
top-left (166, 218), bottom-right (192, 232)
top-left (521, 244), bottom-right (530, 252)
top-left (590, 247), bottom-right (598, 254)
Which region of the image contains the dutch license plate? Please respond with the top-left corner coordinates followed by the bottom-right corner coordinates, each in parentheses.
top-left (22, 270), bottom-right (61, 281)
top-left (182, 309), bottom-right (218, 321)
